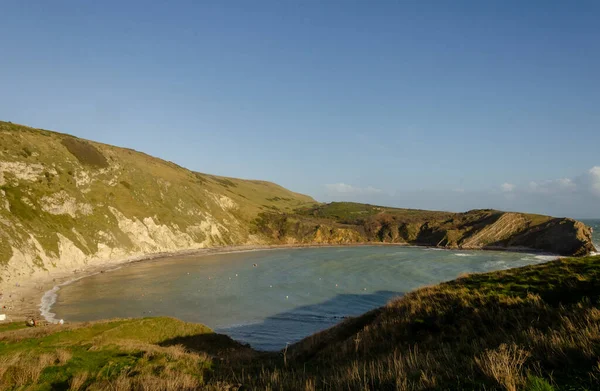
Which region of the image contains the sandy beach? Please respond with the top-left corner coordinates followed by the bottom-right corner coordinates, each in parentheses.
top-left (1, 242), bottom-right (412, 324)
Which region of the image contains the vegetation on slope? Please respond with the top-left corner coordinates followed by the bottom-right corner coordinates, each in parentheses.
top-left (0, 317), bottom-right (247, 390)
top-left (1, 256), bottom-right (599, 390)
top-left (0, 121), bottom-right (315, 282)
top-left (254, 202), bottom-right (596, 255)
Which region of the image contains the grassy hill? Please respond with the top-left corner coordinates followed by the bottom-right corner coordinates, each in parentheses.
top-left (2, 255), bottom-right (599, 390)
top-left (0, 121), bottom-right (315, 284)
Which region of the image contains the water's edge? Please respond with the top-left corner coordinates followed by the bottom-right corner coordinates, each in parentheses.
top-left (39, 243), bottom-right (561, 324)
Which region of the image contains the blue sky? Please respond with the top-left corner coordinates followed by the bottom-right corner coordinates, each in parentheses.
top-left (1, 1), bottom-right (599, 217)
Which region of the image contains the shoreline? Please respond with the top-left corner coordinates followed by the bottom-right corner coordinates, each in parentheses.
top-left (0, 242), bottom-right (561, 324)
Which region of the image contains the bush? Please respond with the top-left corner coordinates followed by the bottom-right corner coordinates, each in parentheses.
top-left (61, 137), bottom-right (108, 168)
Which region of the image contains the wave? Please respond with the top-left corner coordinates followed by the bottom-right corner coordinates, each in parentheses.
top-left (517, 254), bottom-right (558, 263)
top-left (453, 253), bottom-right (474, 257)
top-left (592, 240), bottom-right (600, 256)
top-left (533, 255), bottom-right (559, 262)
top-left (39, 275), bottom-right (94, 324)
top-left (39, 266), bottom-right (123, 323)
top-left (484, 260), bottom-right (507, 268)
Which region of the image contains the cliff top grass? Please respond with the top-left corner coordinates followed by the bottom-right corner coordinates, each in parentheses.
top-left (0, 317), bottom-right (222, 390)
top-left (1, 255), bottom-right (599, 390)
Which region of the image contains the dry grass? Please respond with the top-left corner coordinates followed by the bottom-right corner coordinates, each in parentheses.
top-left (69, 371), bottom-right (89, 391)
top-left (87, 370), bottom-right (201, 391)
top-left (475, 344), bottom-right (530, 391)
top-left (0, 349), bottom-right (72, 387)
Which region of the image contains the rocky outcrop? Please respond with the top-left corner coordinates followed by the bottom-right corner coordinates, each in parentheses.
top-left (255, 207), bottom-right (596, 256)
top-left (492, 218), bottom-right (596, 256)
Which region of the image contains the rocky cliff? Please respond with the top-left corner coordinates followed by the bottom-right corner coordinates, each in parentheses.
top-left (0, 121), bottom-right (595, 289)
top-left (253, 203), bottom-right (596, 256)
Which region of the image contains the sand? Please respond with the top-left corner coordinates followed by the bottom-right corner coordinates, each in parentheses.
top-left (0, 243), bottom-right (400, 324)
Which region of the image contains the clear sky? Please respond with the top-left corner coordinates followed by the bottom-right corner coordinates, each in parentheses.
top-left (1, 1), bottom-right (599, 217)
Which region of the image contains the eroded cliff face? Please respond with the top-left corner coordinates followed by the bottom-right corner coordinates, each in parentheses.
top-left (254, 207), bottom-right (597, 256)
top-left (0, 121), bottom-right (314, 288)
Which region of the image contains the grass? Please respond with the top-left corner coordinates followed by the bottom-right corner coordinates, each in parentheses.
top-left (0, 318), bottom-right (218, 390)
top-left (1, 256), bottom-right (600, 390)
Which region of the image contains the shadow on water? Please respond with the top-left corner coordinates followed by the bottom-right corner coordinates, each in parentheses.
top-left (214, 290), bottom-right (403, 351)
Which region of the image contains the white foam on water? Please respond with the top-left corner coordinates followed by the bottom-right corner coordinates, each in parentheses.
top-left (453, 253), bottom-right (474, 257)
top-left (40, 274), bottom-right (94, 323)
top-left (518, 254), bottom-right (559, 263)
top-left (533, 255), bottom-right (559, 262)
top-left (591, 240), bottom-right (600, 256)
top-left (39, 266), bottom-right (124, 323)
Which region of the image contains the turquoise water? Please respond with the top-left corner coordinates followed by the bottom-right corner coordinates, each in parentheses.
top-left (49, 245), bottom-right (563, 350)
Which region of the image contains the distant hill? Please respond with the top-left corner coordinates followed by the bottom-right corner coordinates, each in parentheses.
top-left (0, 121), bottom-right (595, 286)
top-left (256, 202), bottom-right (596, 256)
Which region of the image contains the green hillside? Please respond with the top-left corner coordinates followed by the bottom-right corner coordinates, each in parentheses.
top-left (0, 121), bottom-right (315, 284)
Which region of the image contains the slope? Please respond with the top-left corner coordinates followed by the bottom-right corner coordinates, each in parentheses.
top-left (0, 121), bottom-right (315, 285)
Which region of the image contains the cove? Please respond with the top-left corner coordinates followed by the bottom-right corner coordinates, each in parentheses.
top-left (49, 246), bottom-right (555, 351)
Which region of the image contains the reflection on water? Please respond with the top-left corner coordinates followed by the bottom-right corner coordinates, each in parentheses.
top-left (52, 245), bottom-right (558, 350)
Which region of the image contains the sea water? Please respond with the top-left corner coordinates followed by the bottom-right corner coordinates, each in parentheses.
top-left (49, 240), bottom-right (597, 351)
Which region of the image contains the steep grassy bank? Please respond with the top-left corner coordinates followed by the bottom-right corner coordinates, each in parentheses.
top-left (1, 255), bottom-right (599, 390)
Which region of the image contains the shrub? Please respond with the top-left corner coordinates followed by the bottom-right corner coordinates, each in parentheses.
top-left (61, 137), bottom-right (108, 168)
